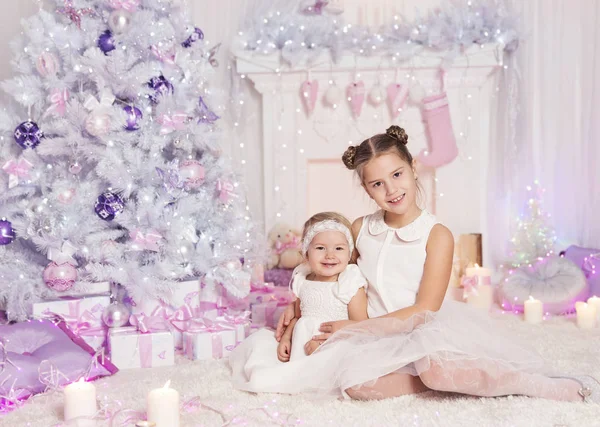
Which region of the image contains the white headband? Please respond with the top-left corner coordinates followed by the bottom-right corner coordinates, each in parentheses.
top-left (301, 220), bottom-right (355, 256)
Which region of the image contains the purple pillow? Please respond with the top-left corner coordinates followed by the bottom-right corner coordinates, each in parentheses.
top-left (563, 245), bottom-right (600, 296)
top-left (0, 319), bottom-right (117, 407)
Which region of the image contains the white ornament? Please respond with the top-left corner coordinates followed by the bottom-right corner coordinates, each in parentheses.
top-left (368, 85), bottom-right (385, 106)
top-left (324, 85), bottom-right (342, 107)
top-left (85, 112), bottom-right (111, 137)
top-left (108, 10), bottom-right (132, 34)
top-left (409, 85), bottom-right (426, 104)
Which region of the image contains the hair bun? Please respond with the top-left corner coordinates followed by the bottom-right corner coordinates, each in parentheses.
top-left (386, 125), bottom-right (408, 145)
top-left (342, 146), bottom-right (358, 170)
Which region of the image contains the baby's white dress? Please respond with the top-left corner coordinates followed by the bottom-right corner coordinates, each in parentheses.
top-left (229, 264), bottom-right (366, 393)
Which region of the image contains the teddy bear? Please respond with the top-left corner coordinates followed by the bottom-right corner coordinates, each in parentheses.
top-left (267, 223), bottom-right (304, 270)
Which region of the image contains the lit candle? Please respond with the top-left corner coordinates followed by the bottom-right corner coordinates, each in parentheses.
top-left (64, 378), bottom-right (97, 427)
top-left (523, 296), bottom-right (543, 324)
top-left (575, 301), bottom-right (597, 329)
top-left (464, 264), bottom-right (493, 310)
top-left (587, 295), bottom-right (600, 321)
top-left (147, 380), bottom-right (179, 427)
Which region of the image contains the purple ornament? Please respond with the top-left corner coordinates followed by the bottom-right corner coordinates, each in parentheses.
top-left (0, 218), bottom-right (15, 245)
top-left (147, 75), bottom-right (173, 103)
top-left (198, 97), bottom-right (219, 124)
top-left (182, 27), bottom-right (204, 48)
top-left (14, 121), bottom-right (44, 149)
top-left (94, 192), bottom-right (124, 221)
top-left (123, 105), bottom-right (142, 131)
top-left (98, 30), bottom-right (116, 54)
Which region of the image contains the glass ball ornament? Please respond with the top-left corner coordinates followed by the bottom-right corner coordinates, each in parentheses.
top-left (123, 105), bottom-right (142, 131)
top-left (324, 85), bottom-right (343, 107)
top-left (182, 26), bottom-right (204, 48)
top-left (43, 261), bottom-right (77, 292)
top-left (85, 112), bottom-right (111, 137)
top-left (94, 192), bottom-right (124, 221)
top-left (368, 85), bottom-right (385, 106)
top-left (179, 160), bottom-right (205, 189)
top-left (0, 218), bottom-right (16, 245)
top-left (409, 84), bottom-right (426, 104)
top-left (147, 75), bottom-right (174, 103)
top-left (108, 10), bottom-right (131, 34)
top-left (57, 188), bottom-right (76, 204)
top-left (14, 121), bottom-right (44, 149)
top-left (98, 30), bottom-right (116, 55)
top-left (102, 303), bottom-right (131, 328)
top-left (36, 52), bottom-right (60, 77)
top-left (69, 162), bottom-right (82, 175)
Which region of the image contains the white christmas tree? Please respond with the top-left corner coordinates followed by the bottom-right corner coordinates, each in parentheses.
top-left (506, 181), bottom-right (557, 268)
top-left (0, 0), bottom-right (261, 321)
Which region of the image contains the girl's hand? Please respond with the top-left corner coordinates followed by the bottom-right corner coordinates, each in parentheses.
top-left (304, 339), bottom-right (321, 356)
top-left (313, 320), bottom-right (357, 341)
top-left (277, 339), bottom-right (292, 362)
top-left (275, 303), bottom-right (296, 342)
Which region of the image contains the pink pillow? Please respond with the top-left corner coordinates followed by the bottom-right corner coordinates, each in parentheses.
top-left (0, 319), bottom-right (117, 409)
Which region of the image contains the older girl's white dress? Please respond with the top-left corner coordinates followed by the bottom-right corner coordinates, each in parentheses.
top-left (229, 264), bottom-right (366, 393)
top-left (233, 209), bottom-right (548, 397)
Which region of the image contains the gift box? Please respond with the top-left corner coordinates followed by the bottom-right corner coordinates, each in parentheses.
top-left (31, 295), bottom-right (110, 351)
top-left (63, 281), bottom-right (111, 297)
top-left (217, 311), bottom-right (251, 343)
top-left (251, 300), bottom-right (289, 329)
top-left (246, 282), bottom-right (293, 308)
top-left (182, 322), bottom-right (237, 360)
top-left (264, 268), bottom-right (294, 287)
top-left (108, 326), bottom-right (174, 369)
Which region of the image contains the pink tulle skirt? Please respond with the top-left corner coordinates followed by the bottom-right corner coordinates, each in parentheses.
top-left (230, 300), bottom-right (548, 398)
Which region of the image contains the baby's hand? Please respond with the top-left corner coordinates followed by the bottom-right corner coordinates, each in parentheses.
top-left (277, 339), bottom-right (292, 362)
top-left (275, 303), bottom-right (296, 342)
top-left (304, 339), bottom-right (321, 356)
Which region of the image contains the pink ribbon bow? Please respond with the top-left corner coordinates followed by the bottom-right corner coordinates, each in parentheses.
top-left (129, 312), bottom-right (168, 333)
top-left (217, 180), bottom-right (236, 203)
top-left (274, 236), bottom-right (300, 255)
top-left (2, 158), bottom-right (32, 189)
top-left (45, 300), bottom-right (106, 338)
top-left (57, 0), bottom-right (95, 29)
top-left (222, 311), bottom-right (251, 325)
top-left (461, 275), bottom-right (479, 298)
top-left (108, 0), bottom-right (140, 11)
top-left (157, 113), bottom-right (188, 134)
top-left (129, 228), bottom-right (162, 252)
top-left (47, 88), bottom-right (69, 117)
top-left (150, 45), bottom-right (176, 65)
top-left (250, 282), bottom-right (275, 294)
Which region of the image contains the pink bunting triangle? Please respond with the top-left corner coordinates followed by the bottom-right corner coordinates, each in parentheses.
top-left (347, 81), bottom-right (365, 118)
top-left (386, 83), bottom-right (409, 118)
top-left (300, 80), bottom-right (319, 116)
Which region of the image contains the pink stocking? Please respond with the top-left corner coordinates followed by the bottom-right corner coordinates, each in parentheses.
top-left (417, 93), bottom-right (459, 168)
top-left (419, 360), bottom-right (581, 402)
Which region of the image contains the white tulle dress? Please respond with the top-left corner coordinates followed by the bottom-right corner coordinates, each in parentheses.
top-left (231, 210), bottom-right (548, 398)
top-left (229, 264), bottom-right (366, 393)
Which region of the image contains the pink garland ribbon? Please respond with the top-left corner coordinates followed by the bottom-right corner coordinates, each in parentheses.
top-left (57, 0), bottom-right (95, 29)
top-left (3, 157), bottom-right (33, 189)
top-left (129, 228), bottom-right (162, 252)
top-left (47, 88), bottom-right (69, 117)
top-left (157, 113), bottom-right (188, 135)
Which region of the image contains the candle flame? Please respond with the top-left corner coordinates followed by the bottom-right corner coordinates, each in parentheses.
top-left (78, 377), bottom-right (85, 383)
top-left (474, 263), bottom-right (480, 268)
top-left (163, 380), bottom-right (171, 389)
top-left (528, 296), bottom-right (535, 301)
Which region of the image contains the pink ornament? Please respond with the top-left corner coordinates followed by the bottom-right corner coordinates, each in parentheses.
top-left (43, 261), bottom-right (77, 292)
top-left (85, 112), bottom-right (111, 137)
top-left (217, 180), bottom-right (236, 203)
top-left (69, 162), bottom-right (82, 174)
top-left (179, 160), bottom-right (205, 189)
top-left (57, 188), bottom-right (76, 204)
top-left (2, 157), bottom-right (32, 189)
top-left (36, 52), bottom-right (60, 77)
top-left (417, 93), bottom-right (458, 168)
top-left (346, 81), bottom-right (365, 118)
top-left (47, 88), bottom-right (69, 117)
top-left (386, 83), bottom-right (409, 118)
top-left (300, 80), bottom-right (319, 116)
top-left (108, 0), bottom-right (140, 12)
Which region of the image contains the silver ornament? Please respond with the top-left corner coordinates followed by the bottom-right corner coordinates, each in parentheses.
top-left (108, 10), bottom-right (132, 34)
top-left (368, 85), bottom-right (385, 106)
top-left (102, 302), bottom-right (131, 328)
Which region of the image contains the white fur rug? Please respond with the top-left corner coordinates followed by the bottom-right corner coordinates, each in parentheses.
top-left (2, 312), bottom-right (599, 427)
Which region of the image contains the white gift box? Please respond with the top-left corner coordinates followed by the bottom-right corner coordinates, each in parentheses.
top-left (182, 328), bottom-right (237, 360)
top-left (63, 281), bottom-right (111, 297)
top-left (108, 327), bottom-right (174, 369)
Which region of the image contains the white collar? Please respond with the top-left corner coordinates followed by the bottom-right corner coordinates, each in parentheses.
top-left (368, 209), bottom-right (433, 242)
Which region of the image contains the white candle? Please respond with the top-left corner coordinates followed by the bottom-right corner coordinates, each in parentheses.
top-left (64, 378), bottom-right (97, 427)
top-left (587, 295), bottom-right (600, 321)
top-left (523, 296), bottom-right (543, 324)
top-left (147, 380), bottom-right (180, 427)
top-left (575, 301), bottom-right (597, 329)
